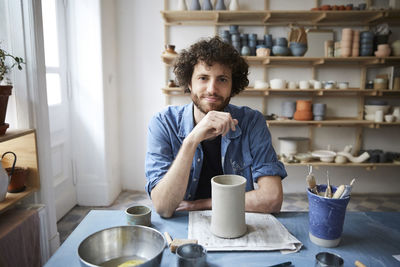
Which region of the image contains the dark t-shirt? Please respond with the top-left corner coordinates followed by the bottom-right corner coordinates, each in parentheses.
top-left (194, 136), bottom-right (223, 200)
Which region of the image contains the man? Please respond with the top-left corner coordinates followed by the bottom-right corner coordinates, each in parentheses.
top-left (145, 36), bottom-right (287, 218)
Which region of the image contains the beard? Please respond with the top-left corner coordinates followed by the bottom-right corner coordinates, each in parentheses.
top-left (191, 92), bottom-right (231, 114)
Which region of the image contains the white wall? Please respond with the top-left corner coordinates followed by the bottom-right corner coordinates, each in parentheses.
top-left (117, 0), bottom-right (400, 194)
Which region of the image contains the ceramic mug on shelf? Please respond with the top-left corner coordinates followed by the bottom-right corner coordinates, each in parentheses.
top-left (299, 80), bottom-right (310, 90)
top-left (314, 81), bottom-right (322, 89)
top-left (375, 110), bottom-right (384, 123)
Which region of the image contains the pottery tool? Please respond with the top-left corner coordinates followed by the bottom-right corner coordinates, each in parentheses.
top-left (340, 178), bottom-right (356, 199)
top-left (306, 165), bottom-right (318, 194)
top-left (267, 261), bottom-right (292, 267)
top-left (354, 260), bottom-right (367, 267)
top-left (332, 184), bottom-right (345, 199)
top-left (164, 232), bottom-right (198, 253)
top-left (324, 171), bottom-right (332, 198)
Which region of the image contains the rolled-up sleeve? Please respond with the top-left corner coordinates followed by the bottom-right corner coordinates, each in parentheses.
top-left (145, 115), bottom-right (174, 197)
top-left (250, 112), bottom-right (287, 182)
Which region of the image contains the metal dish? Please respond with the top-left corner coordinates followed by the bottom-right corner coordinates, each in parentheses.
top-left (78, 225), bottom-right (166, 267)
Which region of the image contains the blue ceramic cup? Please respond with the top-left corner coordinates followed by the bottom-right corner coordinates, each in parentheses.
top-left (307, 185), bottom-right (350, 247)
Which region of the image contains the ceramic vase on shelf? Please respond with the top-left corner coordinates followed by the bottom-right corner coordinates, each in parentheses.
top-left (229, 0), bottom-right (239, 10)
top-left (177, 0), bottom-right (188, 10)
top-left (189, 0), bottom-right (201, 10)
top-left (215, 0), bottom-right (226, 10)
top-left (202, 0), bottom-right (213, 10)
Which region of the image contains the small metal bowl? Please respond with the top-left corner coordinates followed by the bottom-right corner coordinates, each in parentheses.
top-left (78, 225), bottom-right (166, 267)
top-left (176, 243), bottom-right (207, 267)
top-left (315, 252), bottom-right (344, 267)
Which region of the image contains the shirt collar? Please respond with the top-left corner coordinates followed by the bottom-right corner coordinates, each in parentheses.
top-left (178, 102), bottom-right (242, 139)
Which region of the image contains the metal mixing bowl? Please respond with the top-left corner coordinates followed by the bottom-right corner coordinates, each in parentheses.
top-left (78, 225), bottom-right (166, 267)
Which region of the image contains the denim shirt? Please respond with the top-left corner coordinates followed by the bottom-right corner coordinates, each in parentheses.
top-left (145, 102), bottom-right (287, 200)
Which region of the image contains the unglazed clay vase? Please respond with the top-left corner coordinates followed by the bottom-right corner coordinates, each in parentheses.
top-left (211, 175), bottom-right (246, 238)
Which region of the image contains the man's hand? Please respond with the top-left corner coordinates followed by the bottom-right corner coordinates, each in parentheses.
top-left (189, 111), bottom-right (238, 144)
top-left (175, 199), bottom-right (212, 212)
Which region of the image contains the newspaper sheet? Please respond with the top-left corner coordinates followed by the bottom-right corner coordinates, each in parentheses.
top-left (188, 210), bottom-right (302, 253)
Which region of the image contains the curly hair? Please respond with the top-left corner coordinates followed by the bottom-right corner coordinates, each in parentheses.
top-left (173, 36), bottom-right (249, 96)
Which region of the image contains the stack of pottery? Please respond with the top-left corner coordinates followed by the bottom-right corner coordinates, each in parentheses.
top-left (364, 100), bottom-right (390, 121)
top-left (375, 44), bottom-right (391, 57)
top-left (240, 33), bottom-right (250, 56)
top-left (313, 103), bottom-right (326, 121)
top-left (220, 30), bottom-right (231, 44)
top-left (294, 100), bottom-right (313, 121)
top-left (341, 28), bottom-right (352, 57)
top-left (392, 40), bottom-right (400, 56)
top-left (281, 101), bottom-right (296, 119)
top-left (248, 33), bottom-right (257, 56)
top-left (360, 31), bottom-right (374, 56)
top-left (272, 38), bottom-right (290, 56)
top-left (230, 25), bottom-right (240, 52)
top-left (264, 34), bottom-right (273, 52)
top-left (352, 30), bottom-right (360, 57)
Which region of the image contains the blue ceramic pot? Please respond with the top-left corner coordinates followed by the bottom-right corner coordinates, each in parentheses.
top-left (215, 0), bottom-right (226, 10)
top-left (290, 45), bottom-right (308, 56)
top-left (272, 45), bottom-right (290, 56)
top-left (360, 31), bottom-right (374, 39)
top-left (274, 37), bottom-right (288, 47)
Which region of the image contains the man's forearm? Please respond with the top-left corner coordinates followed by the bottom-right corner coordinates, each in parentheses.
top-left (245, 176), bottom-right (283, 213)
top-left (151, 135), bottom-right (199, 217)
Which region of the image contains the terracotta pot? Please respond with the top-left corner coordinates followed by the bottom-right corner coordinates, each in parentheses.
top-left (294, 110), bottom-right (313, 121)
top-left (296, 100), bottom-right (312, 111)
top-left (6, 167), bottom-right (28, 193)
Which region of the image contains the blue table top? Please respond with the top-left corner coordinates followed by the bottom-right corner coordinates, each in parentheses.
top-left (45, 210), bottom-right (400, 267)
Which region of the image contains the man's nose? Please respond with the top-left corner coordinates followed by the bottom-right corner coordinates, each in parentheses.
top-left (206, 79), bottom-right (217, 94)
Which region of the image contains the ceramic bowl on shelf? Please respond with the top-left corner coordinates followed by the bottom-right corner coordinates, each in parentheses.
top-left (312, 150), bottom-right (337, 163)
top-left (254, 80), bottom-right (269, 89)
top-left (364, 105), bottom-right (390, 114)
top-left (272, 46), bottom-right (290, 56)
top-left (270, 79), bottom-right (286, 89)
top-left (295, 153), bottom-right (313, 163)
top-left (364, 114), bottom-right (375, 121)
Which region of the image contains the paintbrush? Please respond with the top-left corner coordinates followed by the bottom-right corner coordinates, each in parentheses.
top-left (339, 178), bottom-right (356, 199)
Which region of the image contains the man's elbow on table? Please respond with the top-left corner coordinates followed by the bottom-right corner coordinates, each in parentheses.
top-left (150, 191), bottom-right (176, 218)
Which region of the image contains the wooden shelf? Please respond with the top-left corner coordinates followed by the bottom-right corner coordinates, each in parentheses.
top-left (266, 119), bottom-right (400, 127)
top-left (161, 10), bottom-right (400, 26)
top-left (284, 162), bottom-right (400, 168)
top-left (0, 129), bottom-right (39, 215)
top-left (163, 87), bottom-right (400, 97)
top-left (162, 54), bottom-right (400, 66)
top-left (0, 187), bottom-right (38, 215)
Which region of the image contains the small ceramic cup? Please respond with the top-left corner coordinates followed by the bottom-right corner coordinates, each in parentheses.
top-left (385, 114), bottom-right (394, 122)
top-left (314, 81), bottom-right (322, 89)
top-left (375, 110), bottom-right (384, 123)
top-left (125, 205), bottom-right (151, 226)
top-left (288, 81), bottom-right (297, 89)
top-left (176, 244), bottom-right (207, 267)
top-left (299, 80), bottom-right (310, 89)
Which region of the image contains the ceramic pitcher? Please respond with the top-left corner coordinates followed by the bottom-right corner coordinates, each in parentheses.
top-left (211, 175), bottom-right (247, 238)
top-left (0, 151), bottom-right (16, 201)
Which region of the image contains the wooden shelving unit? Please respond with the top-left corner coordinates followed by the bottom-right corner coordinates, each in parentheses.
top-left (284, 162), bottom-right (400, 168)
top-left (0, 129), bottom-right (39, 214)
top-left (161, 10), bottom-right (400, 26)
top-left (161, 4), bottom-right (400, 167)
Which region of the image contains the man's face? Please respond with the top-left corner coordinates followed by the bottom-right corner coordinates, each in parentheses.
top-left (189, 61), bottom-right (232, 114)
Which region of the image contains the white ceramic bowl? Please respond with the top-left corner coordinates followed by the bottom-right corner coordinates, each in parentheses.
top-left (312, 150), bottom-right (337, 163)
top-left (254, 80), bottom-right (269, 89)
top-left (364, 105), bottom-right (390, 114)
top-left (270, 79), bottom-right (286, 89)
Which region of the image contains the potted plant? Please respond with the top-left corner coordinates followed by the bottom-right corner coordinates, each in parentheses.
top-left (0, 46), bottom-right (25, 135)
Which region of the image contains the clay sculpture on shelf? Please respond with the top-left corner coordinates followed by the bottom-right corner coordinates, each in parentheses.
top-left (336, 151), bottom-right (370, 163)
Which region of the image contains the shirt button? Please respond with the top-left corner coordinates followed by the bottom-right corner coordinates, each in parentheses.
top-left (197, 158), bottom-right (201, 162)
top-left (193, 178), bottom-right (197, 182)
top-left (188, 194), bottom-right (191, 198)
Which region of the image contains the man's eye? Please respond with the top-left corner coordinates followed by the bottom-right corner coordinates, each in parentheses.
top-left (199, 76), bottom-right (207, 81)
top-left (219, 77), bottom-right (228, 82)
